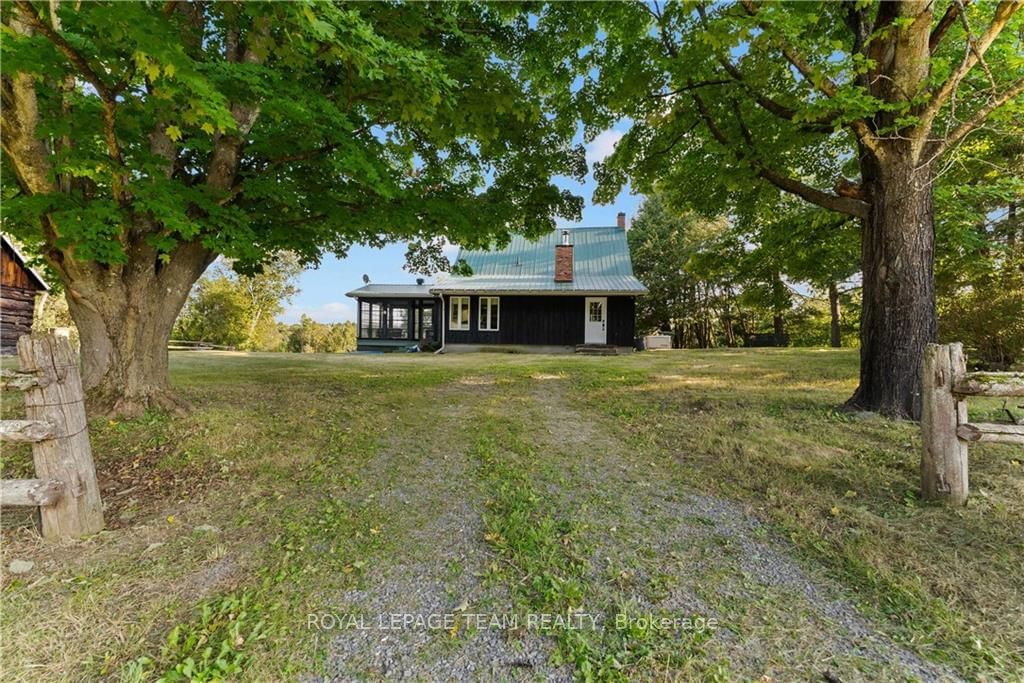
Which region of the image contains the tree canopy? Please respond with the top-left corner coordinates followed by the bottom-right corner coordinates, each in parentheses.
top-left (1, 1), bottom-right (585, 413)
top-left (528, 0), bottom-right (1023, 417)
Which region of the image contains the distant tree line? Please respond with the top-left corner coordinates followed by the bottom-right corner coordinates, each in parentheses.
top-left (630, 188), bottom-right (1022, 369)
top-left (280, 316), bottom-right (357, 354)
top-left (173, 253), bottom-right (356, 354)
top-left (629, 193), bottom-right (858, 350)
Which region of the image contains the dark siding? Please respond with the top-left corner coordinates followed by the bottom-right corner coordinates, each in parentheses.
top-left (607, 296), bottom-right (636, 346)
top-left (444, 295), bottom-right (635, 346)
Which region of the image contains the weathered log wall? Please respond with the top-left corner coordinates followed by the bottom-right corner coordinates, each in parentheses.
top-left (1, 286), bottom-right (37, 354)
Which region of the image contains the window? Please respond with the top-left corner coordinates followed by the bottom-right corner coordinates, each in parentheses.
top-left (387, 306), bottom-right (408, 339)
top-left (450, 297), bottom-right (470, 330)
top-left (413, 300), bottom-right (435, 341)
top-left (478, 297), bottom-right (500, 331)
top-left (359, 300), bottom-right (412, 339)
top-left (588, 300), bottom-right (604, 322)
top-left (421, 306), bottom-right (434, 340)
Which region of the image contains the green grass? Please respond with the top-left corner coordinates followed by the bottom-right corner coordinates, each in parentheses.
top-left (470, 412), bottom-right (727, 682)
top-left (1, 349), bottom-right (1021, 681)
top-left (560, 348), bottom-right (1024, 678)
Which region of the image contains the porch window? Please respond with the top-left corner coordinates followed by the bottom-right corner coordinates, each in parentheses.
top-left (421, 306), bottom-right (434, 340)
top-left (358, 300), bottom-right (412, 339)
top-left (478, 297), bottom-right (500, 331)
top-left (450, 297), bottom-right (470, 330)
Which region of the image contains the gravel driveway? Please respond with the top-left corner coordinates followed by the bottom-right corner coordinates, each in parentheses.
top-left (313, 371), bottom-right (961, 682)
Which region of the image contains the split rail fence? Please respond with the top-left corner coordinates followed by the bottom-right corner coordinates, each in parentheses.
top-left (921, 342), bottom-right (1024, 505)
top-left (0, 331), bottom-right (104, 539)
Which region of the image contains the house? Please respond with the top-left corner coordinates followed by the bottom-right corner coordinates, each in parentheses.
top-left (346, 213), bottom-right (647, 353)
top-left (1, 235), bottom-right (50, 355)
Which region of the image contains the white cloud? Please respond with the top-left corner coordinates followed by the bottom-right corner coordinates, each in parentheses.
top-left (585, 129), bottom-right (624, 165)
top-left (279, 301), bottom-right (355, 324)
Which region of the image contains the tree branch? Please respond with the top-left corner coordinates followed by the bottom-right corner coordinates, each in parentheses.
top-left (737, 0), bottom-right (882, 156)
top-left (694, 5), bottom-right (839, 132)
top-left (919, 0), bottom-right (1022, 139)
top-left (927, 77), bottom-right (1024, 161)
top-left (206, 21), bottom-right (267, 194)
top-left (754, 166), bottom-right (869, 219)
top-left (690, 92), bottom-right (869, 220)
top-left (930, 0), bottom-right (972, 53)
top-left (1, 10), bottom-right (56, 197)
top-left (843, 0), bottom-right (874, 89)
top-left (267, 142), bottom-right (342, 165)
top-left (14, 0), bottom-right (126, 202)
top-left (649, 80), bottom-right (732, 98)
top-left (13, 0), bottom-right (116, 101)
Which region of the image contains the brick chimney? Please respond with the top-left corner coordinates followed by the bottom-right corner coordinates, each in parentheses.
top-left (617, 212), bottom-right (627, 229)
top-left (554, 230), bottom-right (573, 282)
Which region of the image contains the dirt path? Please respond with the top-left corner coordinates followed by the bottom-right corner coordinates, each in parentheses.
top-left (319, 377), bottom-right (568, 682)
top-left (523, 375), bottom-right (960, 682)
top-left (315, 370), bottom-right (959, 682)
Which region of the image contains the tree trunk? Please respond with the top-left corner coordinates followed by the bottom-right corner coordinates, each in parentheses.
top-left (828, 282), bottom-right (842, 348)
top-left (722, 311), bottom-right (736, 347)
top-left (59, 238), bottom-right (214, 417)
top-left (771, 272), bottom-right (787, 347)
top-left (847, 152), bottom-right (937, 419)
top-left (772, 314), bottom-right (786, 347)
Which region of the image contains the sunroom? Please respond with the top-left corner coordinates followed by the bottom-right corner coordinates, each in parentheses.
top-left (345, 283), bottom-right (439, 352)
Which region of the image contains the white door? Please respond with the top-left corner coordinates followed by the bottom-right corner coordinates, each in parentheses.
top-left (584, 297), bottom-right (607, 344)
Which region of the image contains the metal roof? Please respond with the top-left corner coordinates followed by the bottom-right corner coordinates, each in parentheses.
top-left (432, 227), bottom-right (647, 294)
top-left (345, 283), bottom-right (434, 299)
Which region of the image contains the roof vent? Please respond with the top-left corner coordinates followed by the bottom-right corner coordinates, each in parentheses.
top-left (416, 277), bottom-right (425, 286)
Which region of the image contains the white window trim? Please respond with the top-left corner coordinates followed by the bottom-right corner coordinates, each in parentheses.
top-left (450, 296), bottom-right (470, 331)
top-left (478, 296), bottom-right (500, 332)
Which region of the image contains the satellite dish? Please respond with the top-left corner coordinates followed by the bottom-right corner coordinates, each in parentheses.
top-left (362, 274), bottom-right (370, 284)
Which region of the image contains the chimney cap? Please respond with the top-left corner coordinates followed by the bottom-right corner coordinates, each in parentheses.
top-left (561, 229), bottom-right (571, 245)
top-left (617, 212), bottom-right (626, 229)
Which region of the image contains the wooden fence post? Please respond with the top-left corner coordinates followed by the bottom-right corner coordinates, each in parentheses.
top-left (16, 332), bottom-right (104, 537)
top-left (920, 343), bottom-right (969, 505)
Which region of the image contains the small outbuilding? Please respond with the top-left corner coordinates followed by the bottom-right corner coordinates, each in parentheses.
top-left (1, 235), bottom-right (50, 355)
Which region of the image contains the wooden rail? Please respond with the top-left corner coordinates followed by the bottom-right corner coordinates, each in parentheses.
top-left (921, 343), bottom-right (1024, 505)
top-left (0, 331), bottom-right (104, 539)
top-left (0, 419), bottom-right (57, 443)
top-left (168, 339), bottom-right (236, 351)
top-left (1, 478), bottom-right (65, 506)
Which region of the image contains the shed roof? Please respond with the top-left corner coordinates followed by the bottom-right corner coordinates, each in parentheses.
top-left (1, 234), bottom-right (50, 292)
top-left (432, 227), bottom-right (646, 295)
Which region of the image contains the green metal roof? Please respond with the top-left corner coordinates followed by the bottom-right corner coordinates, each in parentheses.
top-left (432, 227), bottom-right (647, 295)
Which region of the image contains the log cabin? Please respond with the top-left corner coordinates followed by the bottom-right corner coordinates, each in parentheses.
top-left (1, 235), bottom-right (50, 355)
top-left (346, 214), bottom-right (647, 353)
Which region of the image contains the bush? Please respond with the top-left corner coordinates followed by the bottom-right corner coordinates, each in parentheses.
top-left (939, 255), bottom-right (1024, 369)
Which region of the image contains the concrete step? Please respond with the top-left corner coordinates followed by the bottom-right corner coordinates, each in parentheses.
top-left (575, 344), bottom-right (618, 356)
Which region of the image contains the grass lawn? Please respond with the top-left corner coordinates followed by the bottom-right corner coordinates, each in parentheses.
top-left (1, 349), bottom-right (1021, 681)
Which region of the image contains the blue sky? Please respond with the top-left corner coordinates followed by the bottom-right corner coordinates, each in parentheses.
top-left (279, 127), bottom-right (642, 324)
